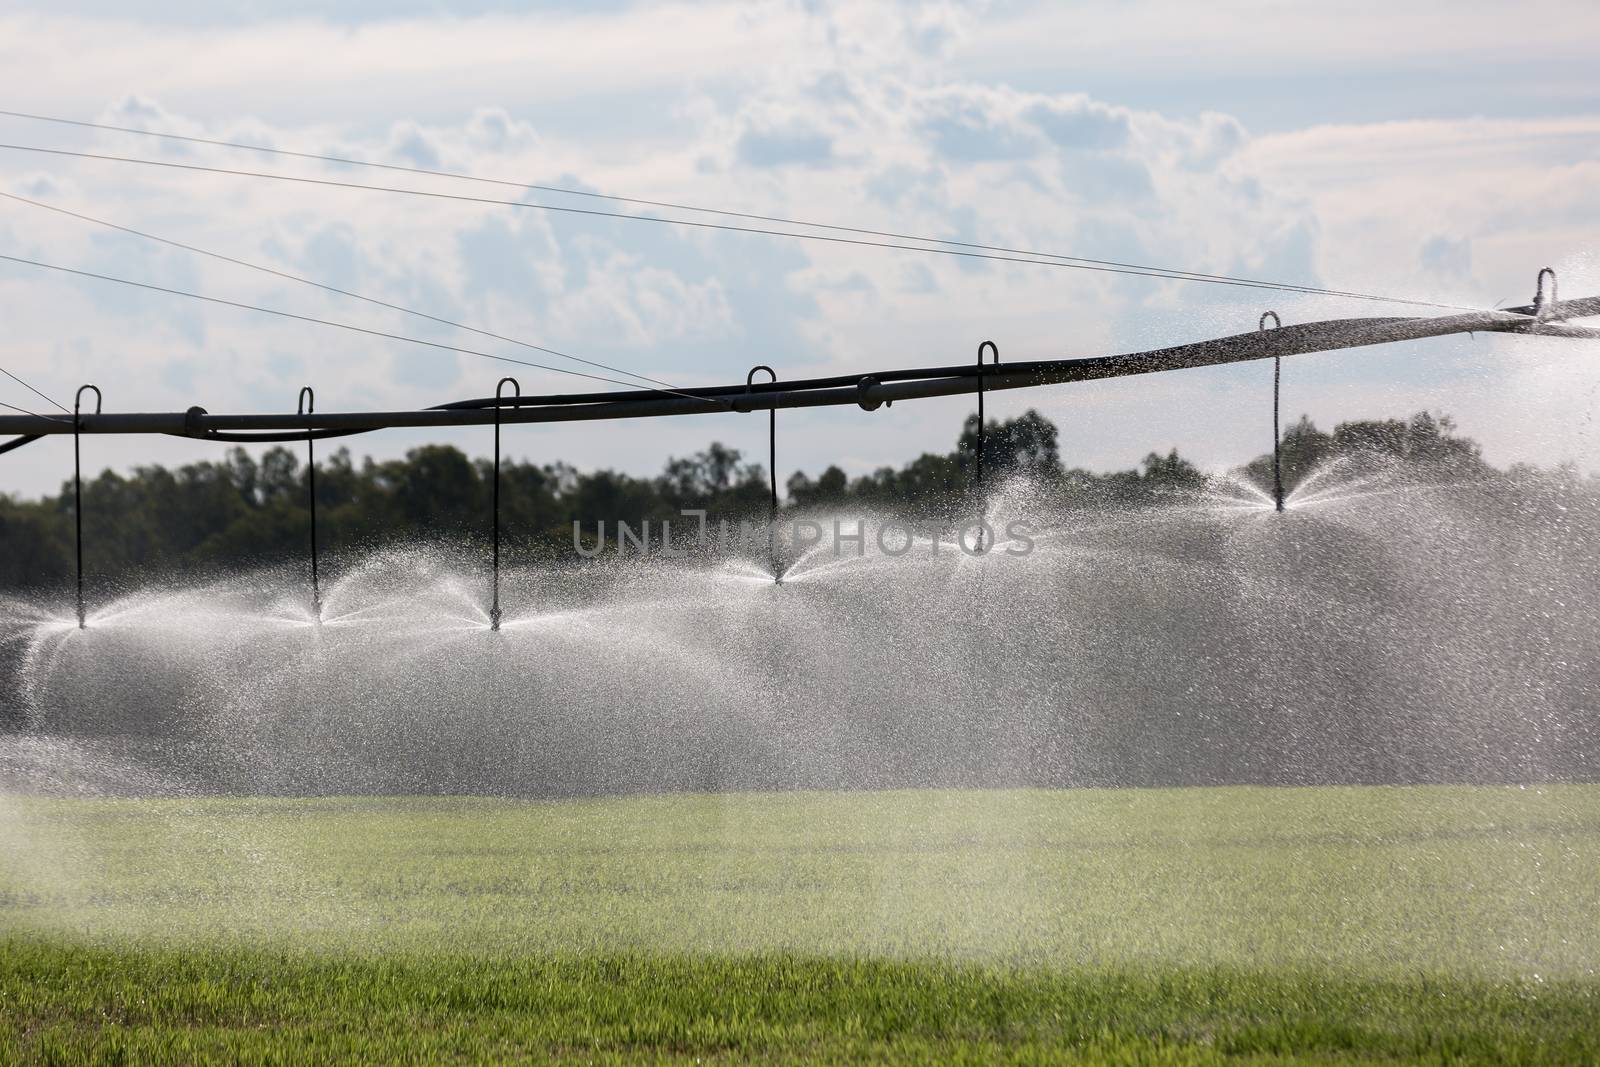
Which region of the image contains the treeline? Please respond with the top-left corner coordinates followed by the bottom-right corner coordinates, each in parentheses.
top-left (0, 408), bottom-right (1528, 588)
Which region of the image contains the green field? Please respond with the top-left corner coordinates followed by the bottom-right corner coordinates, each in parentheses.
top-left (2, 785), bottom-right (1598, 1063)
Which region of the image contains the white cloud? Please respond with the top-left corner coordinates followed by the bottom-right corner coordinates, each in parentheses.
top-left (958, 1), bottom-right (1600, 85)
top-left (1238, 116), bottom-right (1600, 306)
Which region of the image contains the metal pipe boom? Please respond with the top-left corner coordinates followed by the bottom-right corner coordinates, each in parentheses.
top-left (2, 302), bottom-right (1596, 442)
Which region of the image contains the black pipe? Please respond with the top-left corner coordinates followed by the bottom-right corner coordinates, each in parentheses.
top-left (73, 384), bottom-right (101, 628)
top-left (490, 376), bottom-right (519, 631)
top-left (1260, 313), bottom-right (1284, 512)
top-left (5, 302), bottom-right (1597, 440)
top-left (428, 298), bottom-right (1600, 413)
top-left (0, 434), bottom-right (41, 456)
top-left (975, 341), bottom-right (999, 551)
top-left (298, 387), bottom-right (320, 617)
top-left (743, 366), bottom-right (779, 581)
top-left (1273, 355), bottom-right (1284, 512)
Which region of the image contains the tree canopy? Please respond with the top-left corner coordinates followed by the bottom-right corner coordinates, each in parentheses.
top-left (0, 407), bottom-right (1542, 589)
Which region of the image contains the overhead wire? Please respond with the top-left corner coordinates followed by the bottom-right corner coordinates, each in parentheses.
top-left (0, 396), bottom-right (70, 422)
top-left (0, 362), bottom-right (67, 412)
top-left (0, 106), bottom-right (1438, 306)
top-left (0, 189), bottom-right (714, 402)
top-left (0, 141), bottom-right (1483, 312)
top-left (0, 252), bottom-right (734, 405)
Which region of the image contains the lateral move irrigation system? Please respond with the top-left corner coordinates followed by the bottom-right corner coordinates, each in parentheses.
top-left (4, 269), bottom-right (1598, 628)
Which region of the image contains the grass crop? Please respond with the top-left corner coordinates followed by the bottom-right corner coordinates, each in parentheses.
top-left (2, 784), bottom-right (1597, 1063)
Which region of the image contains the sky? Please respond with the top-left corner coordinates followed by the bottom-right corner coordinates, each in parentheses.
top-left (0, 0), bottom-right (1597, 499)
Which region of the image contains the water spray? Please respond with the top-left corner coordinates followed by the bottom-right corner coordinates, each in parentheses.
top-left (1260, 312), bottom-right (1285, 512)
top-left (298, 387), bottom-right (321, 620)
top-left (489, 376), bottom-right (520, 631)
top-left (741, 365), bottom-right (781, 583)
top-left (72, 384), bottom-right (101, 628)
top-left (13, 294), bottom-right (1600, 631)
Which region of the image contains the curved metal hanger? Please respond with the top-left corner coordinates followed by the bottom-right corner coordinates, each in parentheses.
top-left (490, 376), bottom-right (521, 631)
top-left (72, 384), bottom-right (102, 628)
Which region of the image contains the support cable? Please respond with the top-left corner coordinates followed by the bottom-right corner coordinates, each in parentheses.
top-left (0, 398), bottom-right (69, 458)
top-left (0, 190), bottom-right (699, 400)
top-left (0, 252), bottom-right (735, 408)
top-left (0, 397), bottom-right (69, 421)
top-left (0, 109), bottom-right (1493, 311)
top-left (0, 142), bottom-right (1482, 312)
top-left (0, 362), bottom-right (67, 413)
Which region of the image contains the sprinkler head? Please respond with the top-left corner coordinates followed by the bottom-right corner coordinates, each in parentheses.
top-left (311, 594), bottom-right (323, 623)
top-left (489, 606), bottom-right (501, 632)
